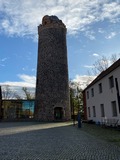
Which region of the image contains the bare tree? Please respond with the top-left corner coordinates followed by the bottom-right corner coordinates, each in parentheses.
top-left (92, 56), bottom-right (109, 75)
top-left (92, 54), bottom-right (119, 75)
top-left (2, 85), bottom-right (21, 99)
top-left (110, 53), bottom-right (118, 64)
top-left (22, 87), bottom-right (35, 100)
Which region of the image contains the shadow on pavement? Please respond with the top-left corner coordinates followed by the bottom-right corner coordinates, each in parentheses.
top-left (0, 122), bottom-right (120, 160)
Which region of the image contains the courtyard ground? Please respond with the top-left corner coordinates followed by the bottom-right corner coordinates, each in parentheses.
top-left (0, 121), bottom-right (120, 160)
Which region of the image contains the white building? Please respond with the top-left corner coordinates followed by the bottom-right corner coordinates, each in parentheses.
top-left (83, 59), bottom-right (120, 125)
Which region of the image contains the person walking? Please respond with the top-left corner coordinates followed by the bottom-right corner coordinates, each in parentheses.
top-left (77, 112), bottom-right (82, 128)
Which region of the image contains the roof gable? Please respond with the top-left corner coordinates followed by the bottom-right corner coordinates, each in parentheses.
top-left (84, 58), bottom-right (120, 90)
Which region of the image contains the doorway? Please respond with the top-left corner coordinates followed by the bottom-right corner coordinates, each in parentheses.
top-left (54, 107), bottom-right (63, 120)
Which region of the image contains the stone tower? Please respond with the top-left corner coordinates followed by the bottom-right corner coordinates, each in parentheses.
top-left (35, 15), bottom-right (71, 121)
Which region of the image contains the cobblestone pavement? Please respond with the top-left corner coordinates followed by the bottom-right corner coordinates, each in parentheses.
top-left (0, 122), bottom-right (120, 160)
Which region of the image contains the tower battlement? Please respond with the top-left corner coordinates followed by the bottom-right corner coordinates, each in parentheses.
top-left (38, 15), bottom-right (66, 32)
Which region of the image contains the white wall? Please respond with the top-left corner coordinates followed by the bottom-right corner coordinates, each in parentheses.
top-left (86, 66), bottom-right (120, 124)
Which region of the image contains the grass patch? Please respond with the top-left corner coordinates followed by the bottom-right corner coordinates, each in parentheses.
top-left (82, 123), bottom-right (120, 146)
top-left (108, 138), bottom-right (120, 142)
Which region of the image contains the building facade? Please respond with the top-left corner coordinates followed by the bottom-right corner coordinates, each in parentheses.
top-left (83, 59), bottom-right (120, 124)
top-left (1, 100), bottom-right (34, 120)
top-left (35, 15), bottom-right (71, 121)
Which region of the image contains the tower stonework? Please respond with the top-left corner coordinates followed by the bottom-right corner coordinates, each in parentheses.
top-left (35, 15), bottom-right (71, 121)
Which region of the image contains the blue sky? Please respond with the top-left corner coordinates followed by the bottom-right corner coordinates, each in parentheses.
top-left (0, 0), bottom-right (120, 89)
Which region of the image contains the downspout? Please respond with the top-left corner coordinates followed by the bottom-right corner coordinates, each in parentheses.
top-left (115, 78), bottom-right (120, 113)
top-left (83, 90), bottom-right (87, 120)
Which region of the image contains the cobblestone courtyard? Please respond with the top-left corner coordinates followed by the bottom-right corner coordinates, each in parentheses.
top-left (0, 122), bottom-right (120, 160)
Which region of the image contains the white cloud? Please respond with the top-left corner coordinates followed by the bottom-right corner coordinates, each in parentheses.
top-left (101, 2), bottom-right (120, 23)
top-left (0, 57), bottom-right (8, 62)
top-left (18, 74), bottom-right (36, 85)
top-left (0, 73), bottom-right (96, 90)
top-left (98, 28), bottom-right (104, 33)
top-left (31, 68), bottom-right (35, 72)
top-left (0, 64), bottom-right (5, 67)
top-left (0, 74), bottom-right (36, 88)
top-left (92, 53), bottom-right (100, 57)
top-left (72, 75), bottom-right (96, 89)
top-left (105, 32), bottom-right (117, 39)
top-left (1, 57), bottom-right (8, 61)
top-left (85, 30), bottom-right (96, 40)
top-left (0, 57), bottom-right (8, 67)
top-left (83, 65), bottom-right (94, 68)
top-left (0, 0), bottom-right (120, 38)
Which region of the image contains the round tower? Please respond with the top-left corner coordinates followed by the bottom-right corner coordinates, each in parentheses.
top-left (35, 15), bottom-right (71, 121)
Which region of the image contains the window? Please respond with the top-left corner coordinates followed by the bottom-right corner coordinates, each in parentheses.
top-left (87, 91), bottom-right (89, 99)
top-left (111, 101), bottom-right (117, 117)
top-left (93, 106), bottom-right (96, 117)
top-left (109, 76), bottom-right (114, 88)
top-left (88, 107), bottom-right (91, 117)
top-left (98, 83), bottom-right (102, 93)
top-left (91, 88), bottom-right (94, 97)
top-left (100, 104), bottom-right (105, 117)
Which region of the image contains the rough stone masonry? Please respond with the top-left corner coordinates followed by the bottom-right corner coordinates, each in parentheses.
top-left (34, 15), bottom-right (71, 121)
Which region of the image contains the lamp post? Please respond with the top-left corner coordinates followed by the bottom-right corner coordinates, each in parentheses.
top-left (73, 100), bottom-right (75, 126)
